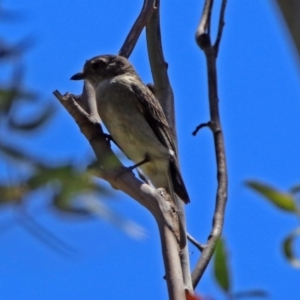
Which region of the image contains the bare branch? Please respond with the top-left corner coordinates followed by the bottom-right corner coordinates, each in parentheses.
top-left (159, 221), bottom-right (186, 300)
top-left (214, 0), bottom-right (227, 55)
top-left (195, 0), bottom-right (213, 49)
top-left (53, 90), bottom-right (186, 300)
top-left (53, 90), bottom-right (120, 170)
top-left (187, 233), bottom-right (205, 252)
top-left (56, 1), bottom-right (192, 297)
top-left (145, 0), bottom-right (175, 133)
top-left (118, 0), bottom-right (157, 58)
top-left (146, 1), bottom-right (193, 293)
top-left (192, 121), bottom-right (211, 136)
top-left (192, 0), bottom-right (228, 288)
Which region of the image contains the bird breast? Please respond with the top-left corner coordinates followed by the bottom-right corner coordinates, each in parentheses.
top-left (94, 75), bottom-right (170, 165)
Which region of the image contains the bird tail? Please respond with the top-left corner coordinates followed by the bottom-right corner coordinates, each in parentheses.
top-left (167, 166), bottom-right (187, 249)
top-left (169, 158), bottom-right (190, 204)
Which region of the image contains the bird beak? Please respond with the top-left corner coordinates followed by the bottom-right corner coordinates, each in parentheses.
top-left (70, 72), bottom-right (85, 80)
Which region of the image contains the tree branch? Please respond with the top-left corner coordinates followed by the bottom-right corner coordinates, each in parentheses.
top-left (145, 0), bottom-right (175, 132)
top-left (187, 233), bottom-right (205, 252)
top-left (54, 1), bottom-right (192, 297)
top-left (118, 0), bottom-right (157, 58)
top-left (53, 90), bottom-right (186, 300)
top-left (214, 0), bottom-right (227, 55)
top-left (195, 0), bottom-right (213, 49)
top-left (146, 1), bottom-right (193, 293)
top-left (192, 0), bottom-right (228, 288)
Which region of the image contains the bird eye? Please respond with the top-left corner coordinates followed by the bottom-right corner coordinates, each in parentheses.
top-left (91, 60), bottom-right (105, 70)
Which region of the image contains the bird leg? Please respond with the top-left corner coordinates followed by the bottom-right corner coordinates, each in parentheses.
top-left (116, 154), bottom-right (150, 179)
top-left (128, 154), bottom-right (150, 171)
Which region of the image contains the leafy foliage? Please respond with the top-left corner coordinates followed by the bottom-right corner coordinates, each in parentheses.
top-left (0, 17), bottom-right (134, 250)
top-left (214, 238), bottom-right (231, 294)
top-left (282, 228), bottom-right (300, 268)
top-left (213, 238), bottom-right (269, 299)
top-left (246, 180), bottom-right (300, 269)
top-left (245, 181), bottom-right (298, 213)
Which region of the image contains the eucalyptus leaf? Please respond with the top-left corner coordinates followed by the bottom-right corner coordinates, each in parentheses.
top-left (0, 184), bottom-right (25, 205)
top-left (0, 141), bottom-right (29, 162)
top-left (283, 228), bottom-right (300, 268)
top-left (214, 238), bottom-right (231, 294)
top-left (8, 101), bottom-right (56, 131)
top-left (52, 191), bottom-right (91, 216)
top-left (246, 181), bottom-right (297, 213)
top-left (0, 88), bottom-right (16, 112)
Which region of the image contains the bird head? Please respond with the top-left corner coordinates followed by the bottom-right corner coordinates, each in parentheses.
top-left (71, 55), bottom-right (135, 87)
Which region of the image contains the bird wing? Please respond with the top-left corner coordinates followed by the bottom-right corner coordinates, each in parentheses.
top-left (130, 79), bottom-right (190, 203)
top-left (130, 81), bottom-right (176, 153)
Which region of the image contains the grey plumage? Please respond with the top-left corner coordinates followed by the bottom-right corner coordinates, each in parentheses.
top-left (71, 55), bottom-right (189, 204)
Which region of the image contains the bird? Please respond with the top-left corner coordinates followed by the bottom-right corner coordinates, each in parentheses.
top-left (71, 54), bottom-right (189, 205)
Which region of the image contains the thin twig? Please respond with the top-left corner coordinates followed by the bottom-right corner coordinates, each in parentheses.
top-left (192, 121), bottom-right (211, 136)
top-left (214, 0), bottom-right (227, 55)
top-left (118, 0), bottom-right (157, 58)
top-left (192, 0), bottom-right (228, 288)
top-left (187, 233), bottom-right (205, 252)
top-left (145, 0), bottom-right (175, 132)
top-left (195, 0), bottom-right (213, 49)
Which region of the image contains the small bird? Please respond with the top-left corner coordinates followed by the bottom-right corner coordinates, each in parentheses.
top-left (71, 55), bottom-right (189, 204)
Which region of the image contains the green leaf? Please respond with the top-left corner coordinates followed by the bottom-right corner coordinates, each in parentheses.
top-left (28, 165), bottom-right (105, 201)
top-left (0, 185), bottom-right (26, 205)
top-left (0, 141), bottom-right (44, 168)
top-left (0, 141), bottom-right (30, 162)
top-left (0, 86), bottom-right (38, 115)
top-left (0, 88), bottom-right (15, 112)
top-left (214, 238), bottom-right (231, 293)
top-left (8, 101), bottom-right (56, 131)
top-left (0, 37), bottom-right (33, 59)
top-left (52, 190), bottom-right (92, 216)
top-left (0, 87), bottom-right (37, 102)
top-left (245, 181), bottom-right (297, 213)
top-left (28, 165), bottom-right (76, 189)
top-left (282, 228), bottom-right (300, 268)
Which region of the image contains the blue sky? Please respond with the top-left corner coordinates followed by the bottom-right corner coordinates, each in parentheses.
top-left (1, 1), bottom-right (300, 299)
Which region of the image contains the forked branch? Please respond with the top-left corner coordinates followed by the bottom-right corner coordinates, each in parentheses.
top-left (145, 0), bottom-right (193, 293)
top-left (118, 0), bottom-right (157, 58)
top-left (192, 0), bottom-right (228, 288)
top-left (53, 0), bottom-right (190, 298)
